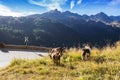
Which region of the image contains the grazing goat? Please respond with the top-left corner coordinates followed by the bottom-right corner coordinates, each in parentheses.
top-left (49, 47), bottom-right (64, 65)
top-left (82, 46), bottom-right (91, 60)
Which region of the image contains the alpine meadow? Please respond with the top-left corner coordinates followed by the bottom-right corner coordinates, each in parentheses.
top-left (0, 0), bottom-right (120, 80)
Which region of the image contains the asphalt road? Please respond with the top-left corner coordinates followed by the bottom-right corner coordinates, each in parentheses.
top-left (0, 49), bottom-right (48, 68)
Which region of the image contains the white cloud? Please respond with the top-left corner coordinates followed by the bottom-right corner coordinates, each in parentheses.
top-left (0, 4), bottom-right (23, 17)
top-left (29, 0), bottom-right (67, 11)
top-left (48, 3), bottom-right (62, 11)
top-left (0, 4), bottom-right (38, 17)
top-left (77, 0), bottom-right (82, 5)
top-left (109, 0), bottom-right (120, 6)
top-left (70, 0), bottom-right (75, 9)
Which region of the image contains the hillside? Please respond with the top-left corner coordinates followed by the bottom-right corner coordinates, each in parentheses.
top-left (0, 10), bottom-right (120, 47)
top-left (31, 10), bottom-right (120, 46)
top-left (0, 42), bottom-right (120, 80)
top-left (0, 17), bottom-right (80, 47)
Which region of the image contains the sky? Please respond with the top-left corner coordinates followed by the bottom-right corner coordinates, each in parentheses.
top-left (0, 0), bottom-right (120, 17)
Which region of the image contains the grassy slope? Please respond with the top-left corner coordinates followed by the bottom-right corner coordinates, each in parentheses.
top-left (0, 42), bottom-right (120, 80)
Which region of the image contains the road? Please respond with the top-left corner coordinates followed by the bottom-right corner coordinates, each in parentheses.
top-left (0, 49), bottom-right (48, 68)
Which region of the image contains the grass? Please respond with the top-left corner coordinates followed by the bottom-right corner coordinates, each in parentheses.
top-left (0, 42), bottom-right (120, 80)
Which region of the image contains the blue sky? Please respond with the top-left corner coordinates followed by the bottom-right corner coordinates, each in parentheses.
top-left (0, 0), bottom-right (120, 16)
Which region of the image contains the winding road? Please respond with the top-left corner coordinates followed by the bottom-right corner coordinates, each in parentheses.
top-left (0, 49), bottom-right (48, 68)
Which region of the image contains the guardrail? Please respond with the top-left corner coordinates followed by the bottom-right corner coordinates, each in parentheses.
top-left (0, 43), bottom-right (51, 52)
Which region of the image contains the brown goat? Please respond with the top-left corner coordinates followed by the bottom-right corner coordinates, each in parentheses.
top-left (49, 47), bottom-right (64, 65)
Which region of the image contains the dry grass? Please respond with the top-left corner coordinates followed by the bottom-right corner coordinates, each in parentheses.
top-left (0, 42), bottom-right (120, 80)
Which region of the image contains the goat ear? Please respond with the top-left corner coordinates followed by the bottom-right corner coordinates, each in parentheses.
top-left (49, 48), bottom-right (52, 53)
top-left (57, 47), bottom-right (61, 50)
top-left (62, 49), bottom-right (65, 53)
top-left (60, 48), bottom-right (64, 53)
top-left (82, 48), bottom-right (85, 51)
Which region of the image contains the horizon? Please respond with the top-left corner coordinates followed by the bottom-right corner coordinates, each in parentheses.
top-left (0, 0), bottom-right (120, 17)
top-left (0, 9), bottom-right (119, 17)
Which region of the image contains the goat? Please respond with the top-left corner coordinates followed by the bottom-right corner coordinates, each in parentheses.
top-left (49, 47), bottom-right (64, 65)
top-left (82, 46), bottom-right (91, 60)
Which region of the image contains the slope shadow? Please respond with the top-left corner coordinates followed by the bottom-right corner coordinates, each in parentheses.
top-left (37, 54), bottom-right (45, 57)
top-left (0, 49), bottom-right (9, 53)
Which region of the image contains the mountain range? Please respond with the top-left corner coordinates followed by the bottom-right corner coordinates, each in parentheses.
top-left (0, 9), bottom-right (120, 47)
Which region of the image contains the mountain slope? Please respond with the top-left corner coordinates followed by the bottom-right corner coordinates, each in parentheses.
top-left (0, 17), bottom-right (81, 47)
top-left (28, 10), bottom-right (120, 46)
top-left (0, 10), bottom-right (120, 47)
top-left (90, 12), bottom-right (113, 23)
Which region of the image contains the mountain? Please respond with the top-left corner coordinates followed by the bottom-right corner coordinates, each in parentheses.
top-left (0, 10), bottom-right (120, 47)
top-left (29, 10), bottom-right (120, 27)
top-left (0, 17), bottom-right (81, 47)
top-left (90, 12), bottom-right (113, 23)
top-left (110, 16), bottom-right (120, 22)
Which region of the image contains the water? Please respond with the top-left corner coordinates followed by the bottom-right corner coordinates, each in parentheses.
top-left (0, 49), bottom-right (48, 68)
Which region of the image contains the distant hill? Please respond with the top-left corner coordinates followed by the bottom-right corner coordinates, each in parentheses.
top-left (0, 16), bottom-right (80, 47)
top-left (0, 10), bottom-right (120, 47)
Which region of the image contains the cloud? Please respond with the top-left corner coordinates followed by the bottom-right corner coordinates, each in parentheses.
top-left (29, 0), bottom-right (67, 11)
top-left (70, 0), bottom-right (75, 9)
top-left (0, 4), bottom-right (38, 17)
top-left (70, 0), bottom-right (82, 9)
top-left (0, 4), bottom-right (23, 17)
top-left (77, 0), bottom-right (82, 5)
top-left (109, 0), bottom-right (120, 6)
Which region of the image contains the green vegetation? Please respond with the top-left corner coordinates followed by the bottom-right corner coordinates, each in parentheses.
top-left (0, 42), bottom-right (120, 80)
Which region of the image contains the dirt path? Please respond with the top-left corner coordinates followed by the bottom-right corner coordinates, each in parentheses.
top-left (0, 49), bottom-right (48, 68)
